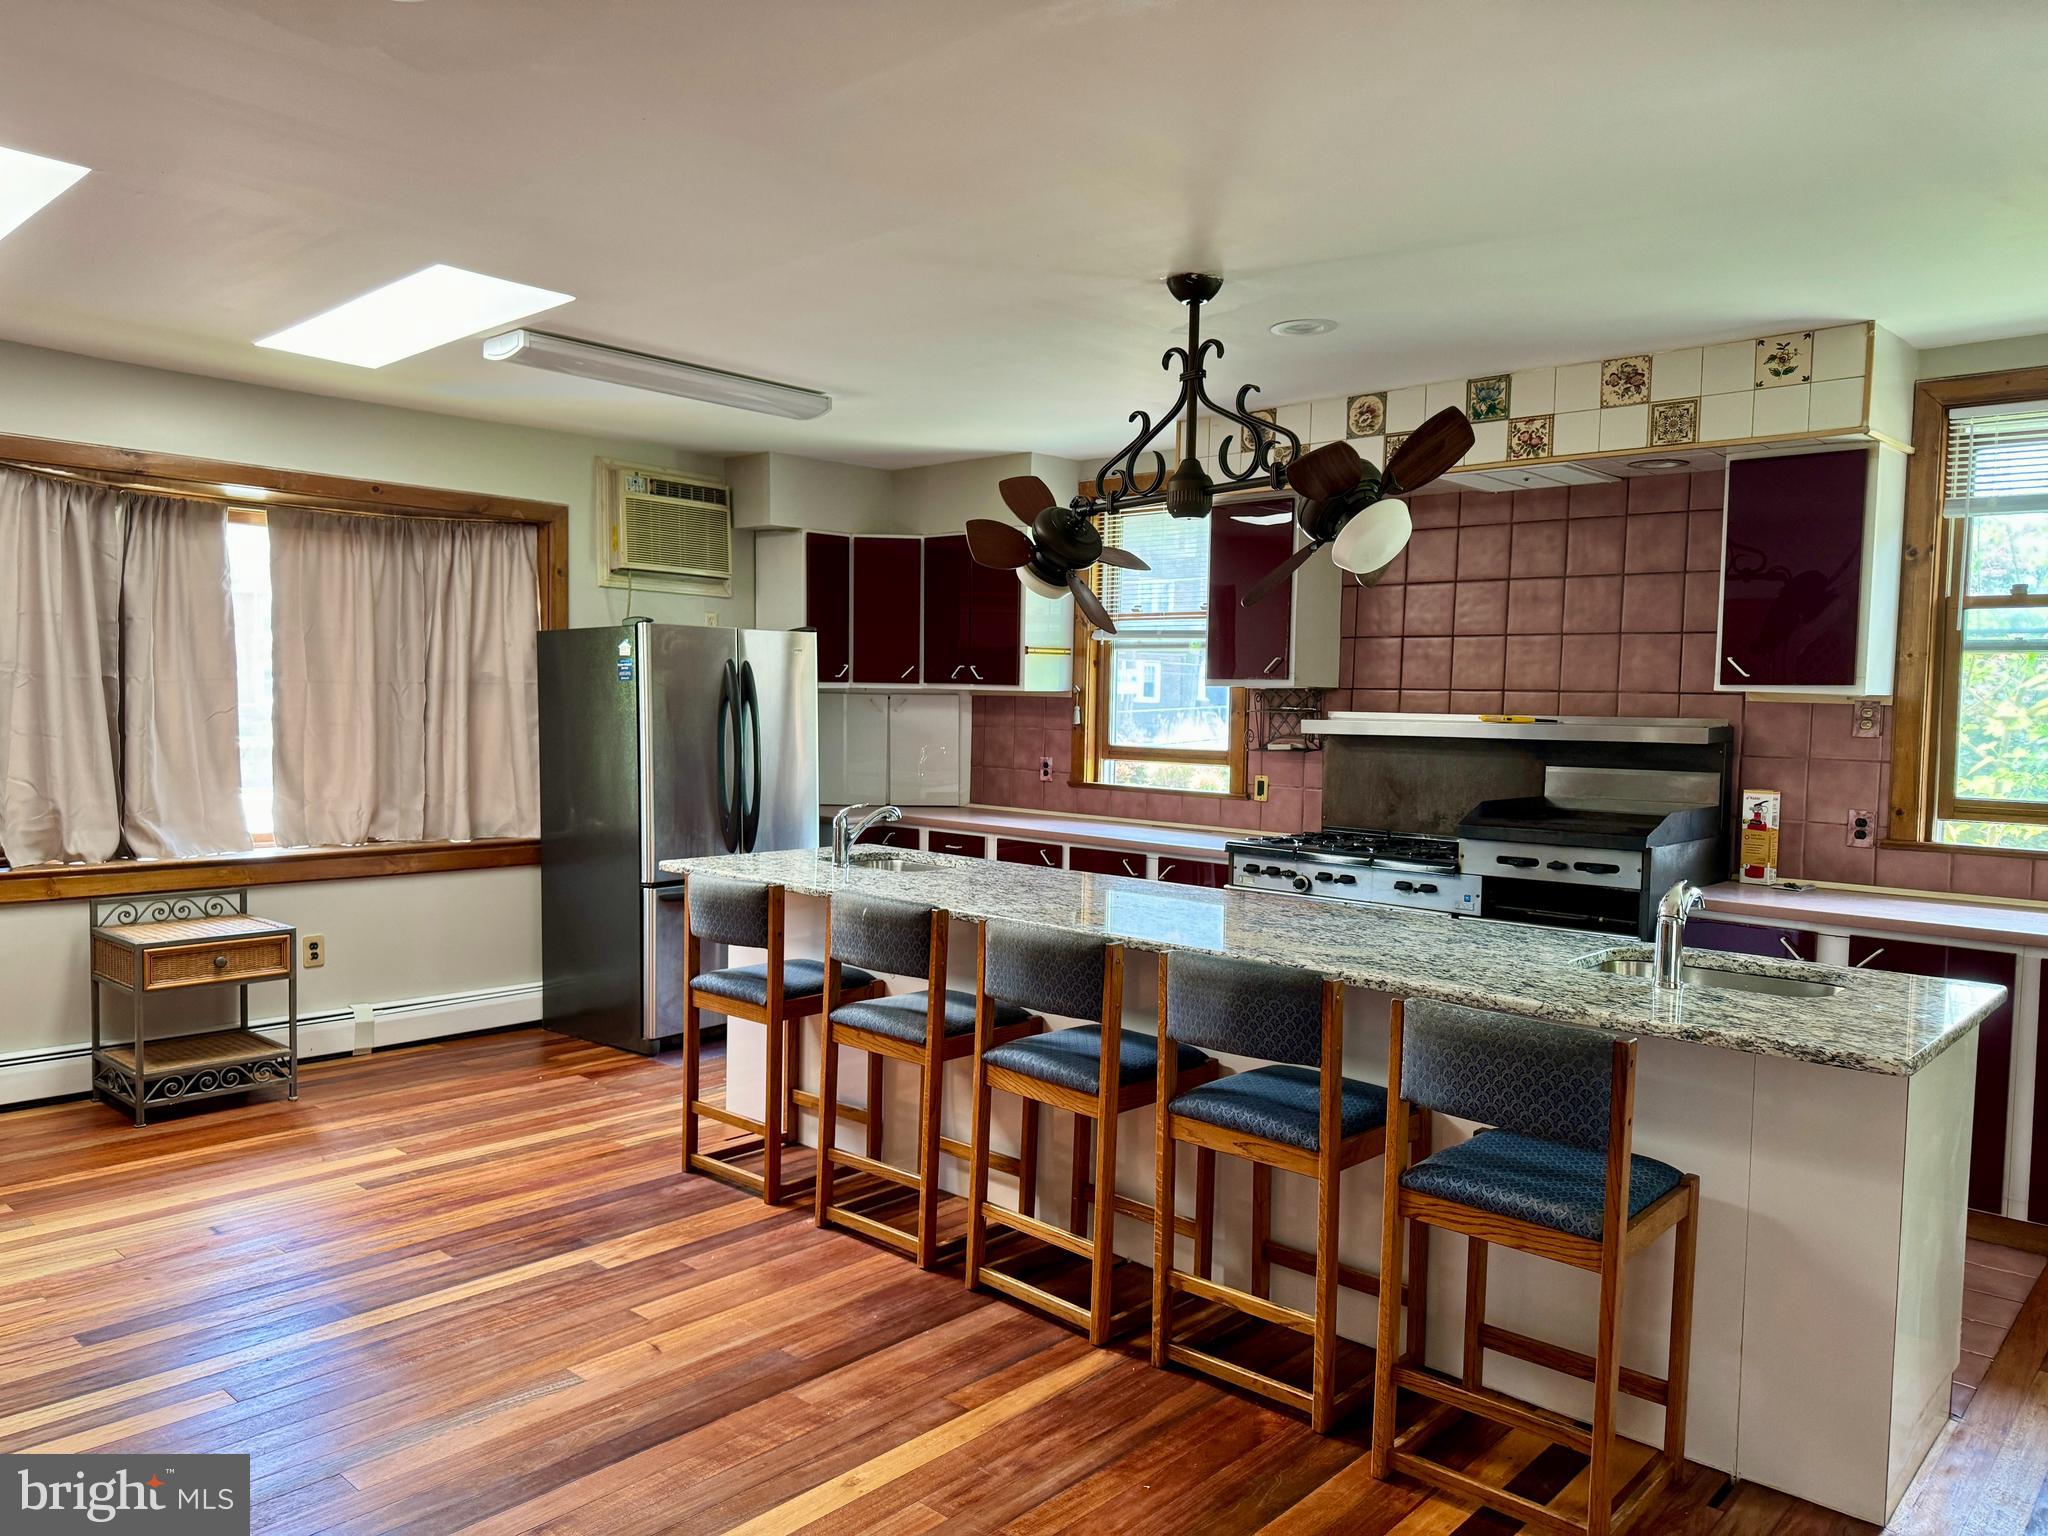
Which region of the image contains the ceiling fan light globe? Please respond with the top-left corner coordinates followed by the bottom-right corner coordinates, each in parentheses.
top-left (1332, 498), bottom-right (1412, 575)
top-left (1018, 566), bottom-right (1067, 601)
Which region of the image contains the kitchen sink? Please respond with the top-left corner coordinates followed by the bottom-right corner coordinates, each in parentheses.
top-left (845, 850), bottom-right (942, 874)
top-left (1595, 957), bottom-right (1842, 998)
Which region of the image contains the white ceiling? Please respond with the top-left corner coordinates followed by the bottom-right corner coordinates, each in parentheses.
top-left (2, 1), bottom-right (2046, 469)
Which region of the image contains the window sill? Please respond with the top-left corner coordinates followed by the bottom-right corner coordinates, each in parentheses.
top-left (1880, 837), bottom-right (2046, 862)
top-left (1070, 778), bottom-right (1248, 804)
top-left (0, 838), bottom-right (538, 905)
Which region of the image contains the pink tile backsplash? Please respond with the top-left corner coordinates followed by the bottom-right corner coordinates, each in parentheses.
top-left (962, 471), bottom-right (2048, 904)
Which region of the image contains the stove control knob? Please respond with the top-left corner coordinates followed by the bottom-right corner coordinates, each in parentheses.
top-left (1243, 864), bottom-right (1264, 877)
top-left (1292, 875), bottom-right (1311, 892)
top-left (1336, 874), bottom-right (1357, 885)
top-left (1314, 871), bottom-right (1335, 882)
top-left (1547, 860), bottom-right (1568, 871)
top-left (1418, 883), bottom-right (1439, 894)
top-left (1393, 880), bottom-right (1415, 893)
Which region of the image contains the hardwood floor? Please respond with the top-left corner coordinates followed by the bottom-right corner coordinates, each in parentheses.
top-left (0, 1027), bottom-right (1985, 1533)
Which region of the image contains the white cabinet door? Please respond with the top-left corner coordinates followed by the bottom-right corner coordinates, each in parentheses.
top-left (888, 695), bottom-right (963, 805)
top-left (819, 692), bottom-right (888, 805)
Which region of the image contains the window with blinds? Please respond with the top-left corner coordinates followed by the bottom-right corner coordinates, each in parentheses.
top-left (1934, 400), bottom-right (2048, 848)
top-left (1087, 507), bottom-right (1236, 794)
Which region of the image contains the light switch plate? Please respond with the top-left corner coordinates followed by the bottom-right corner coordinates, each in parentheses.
top-left (1846, 810), bottom-right (1876, 847)
top-left (1253, 774), bottom-right (1270, 802)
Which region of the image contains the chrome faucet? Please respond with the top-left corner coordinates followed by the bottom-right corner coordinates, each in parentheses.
top-left (831, 803), bottom-right (901, 865)
top-left (1652, 879), bottom-right (1705, 989)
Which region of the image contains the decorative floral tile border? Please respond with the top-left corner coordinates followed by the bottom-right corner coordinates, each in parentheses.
top-left (1650, 398), bottom-right (1699, 447)
top-left (1756, 332), bottom-right (1813, 388)
top-left (1466, 374), bottom-right (1510, 423)
top-left (1506, 415), bottom-right (1553, 460)
top-left (1346, 392), bottom-right (1387, 438)
top-left (1600, 355), bottom-right (1651, 407)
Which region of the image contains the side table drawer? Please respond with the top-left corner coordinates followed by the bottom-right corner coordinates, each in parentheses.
top-left (143, 936), bottom-right (292, 991)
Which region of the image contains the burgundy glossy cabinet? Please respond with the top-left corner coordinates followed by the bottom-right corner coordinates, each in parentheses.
top-left (923, 533), bottom-right (1023, 687)
top-left (1718, 449), bottom-right (1871, 690)
top-left (995, 838), bottom-right (1063, 869)
top-left (855, 824), bottom-right (921, 850)
top-left (806, 533), bottom-right (852, 685)
top-left (1156, 857), bottom-right (1229, 888)
top-left (1069, 844), bottom-right (1148, 879)
top-left (851, 536), bottom-right (923, 686)
top-left (926, 831), bottom-right (986, 858)
top-left (1207, 503), bottom-right (1294, 683)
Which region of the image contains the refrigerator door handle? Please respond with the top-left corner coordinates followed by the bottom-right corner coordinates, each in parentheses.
top-left (716, 660), bottom-right (742, 851)
top-left (740, 659), bottom-right (764, 851)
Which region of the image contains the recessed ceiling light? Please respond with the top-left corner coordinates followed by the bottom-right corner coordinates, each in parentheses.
top-left (1270, 318), bottom-right (1337, 337)
top-left (0, 142), bottom-right (88, 244)
top-left (256, 264), bottom-right (573, 369)
top-left (1629, 457), bottom-right (1692, 471)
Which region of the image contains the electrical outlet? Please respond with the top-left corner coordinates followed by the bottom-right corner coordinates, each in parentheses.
top-left (303, 934), bottom-right (326, 968)
top-left (1253, 774), bottom-right (1270, 803)
top-left (703, 612), bottom-right (720, 627)
top-left (1851, 699), bottom-right (1883, 739)
top-left (1846, 810), bottom-right (1876, 848)
top-left (1038, 756), bottom-right (1053, 781)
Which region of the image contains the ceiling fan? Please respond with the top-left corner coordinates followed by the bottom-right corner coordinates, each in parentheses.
top-left (1239, 407), bottom-right (1476, 608)
top-left (966, 476), bottom-right (1149, 634)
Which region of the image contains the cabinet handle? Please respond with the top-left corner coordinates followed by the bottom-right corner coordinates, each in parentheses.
top-left (1853, 947), bottom-right (1886, 968)
top-left (901, 666), bottom-right (916, 679)
top-left (212, 952), bottom-right (230, 971)
top-left (1039, 849), bottom-right (1055, 866)
top-left (1725, 656), bottom-right (1751, 679)
top-left (950, 665), bottom-right (964, 679)
top-left (1161, 863), bottom-right (1177, 878)
top-left (1122, 858), bottom-right (1140, 876)
top-left (836, 664), bottom-right (849, 679)
top-left (1778, 937), bottom-right (1802, 960)
top-left (1263, 656), bottom-right (1283, 676)
top-left (969, 666), bottom-right (982, 680)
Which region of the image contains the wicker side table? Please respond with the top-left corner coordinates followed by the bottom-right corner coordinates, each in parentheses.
top-left (88, 890), bottom-right (298, 1126)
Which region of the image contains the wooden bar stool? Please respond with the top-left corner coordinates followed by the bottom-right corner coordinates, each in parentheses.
top-left (816, 893), bottom-right (1039, 1268)
top-left (964, 921), bottom-right (1223, 1345)
top-left (681, 874), bottom-right (885, 1205)
top-left (1152, 951), bottom-right (1431, 1433)
top-left (1373, 999), bottom-right (1700, 1536)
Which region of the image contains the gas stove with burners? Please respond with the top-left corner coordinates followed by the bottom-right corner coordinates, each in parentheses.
top-left (1224, 828), bottom-right (1482, 916)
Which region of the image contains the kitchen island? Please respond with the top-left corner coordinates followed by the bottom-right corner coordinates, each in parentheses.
top-left (664, 847), bottom-right (2005, 1523)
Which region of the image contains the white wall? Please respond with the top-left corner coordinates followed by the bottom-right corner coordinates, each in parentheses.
top-left (1918, 332), bottom-right (2048, 381)
top-left (0, 339), bottom-right (733, 1102)
top-left (727, 449), bottom-right (896, 533)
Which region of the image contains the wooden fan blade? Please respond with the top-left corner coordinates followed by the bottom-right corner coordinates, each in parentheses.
top-left (1069, 573), bottom-right (1116, 635)
top-left (1384, 407), bottom-right (1475, 493)
top-left (1239, 541), bottom-right (1322, 609)
top-left (1285, 441), bottom-right (1365, 503)
top-left (964, 518), bottom-right (1033, 568)
top-left (1095, 545), bottom-right (1150, 571)
top-left (997, 475), bottom-right (1057, 525)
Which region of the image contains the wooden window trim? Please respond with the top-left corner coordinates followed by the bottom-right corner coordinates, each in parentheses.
top-left (0, 430), bottom-right (570, 627)
top-left (1891, 365), bottom-right (2048, 850)
top-left (0, 839), bottom-right (538, 905)
top-left (0, 432), bottom-right (566, 899)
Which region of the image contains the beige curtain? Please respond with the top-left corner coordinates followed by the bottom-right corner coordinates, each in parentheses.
top-left (119, 496), bottom-right (251, 859)
top-left (0, 467), bottom-right (123, 865)
top-left (269, 509), bottom-right (537, 847)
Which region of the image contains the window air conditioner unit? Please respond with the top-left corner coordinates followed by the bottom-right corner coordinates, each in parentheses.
top-left (608, 463), bottom-right (732, 580)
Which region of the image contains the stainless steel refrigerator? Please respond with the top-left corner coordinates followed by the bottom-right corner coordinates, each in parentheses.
top-left (540, 622), bottom-right (818, 1053)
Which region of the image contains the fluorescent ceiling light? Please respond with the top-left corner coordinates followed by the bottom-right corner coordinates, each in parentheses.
top-left (482, 329), bottom-right (831, 420)
top-left (257, 264), bottom-right (573, 369)
top-left (0, 143), bottom-right (88, 243)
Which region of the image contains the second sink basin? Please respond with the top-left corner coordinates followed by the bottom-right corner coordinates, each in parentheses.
top-left (1596, 956), bottom-right (1843, 998)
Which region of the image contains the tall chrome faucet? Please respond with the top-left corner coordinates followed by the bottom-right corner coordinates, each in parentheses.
top-left (1652, 879), bottom-right (1705, 989)
top-left (831, 803), bottom-right (901, 865)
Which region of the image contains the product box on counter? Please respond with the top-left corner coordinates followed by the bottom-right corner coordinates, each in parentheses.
top-left (1739, 790), bottom-right (1781, 883)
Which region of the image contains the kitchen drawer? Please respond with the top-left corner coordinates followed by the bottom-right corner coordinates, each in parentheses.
top-left (926, 831), bottom-right (987, 858)
top-left (1157, 858), bottom-right (1229, 888)
top-left (1686, 917), bottom-right (1816, 962)
top-left (856, 825), bottom-right (921, 849)
top-left (995, 838), bottom-right (1063, 869)
top-left (1070, 845), bottom-right (1148, 879)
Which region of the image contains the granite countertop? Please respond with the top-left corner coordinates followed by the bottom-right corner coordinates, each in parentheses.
top-left (821, 804), bottom-right (1236, 859)
top-left (664, 849), bottom-right (2005, 1076)
top-left (1705, 879), bottom-right (2048, 949)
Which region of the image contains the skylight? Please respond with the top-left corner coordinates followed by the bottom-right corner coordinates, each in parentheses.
top-left (0, 142), bottom-right (88, 244)
top-left (255, 264), bottom-right (573, 369)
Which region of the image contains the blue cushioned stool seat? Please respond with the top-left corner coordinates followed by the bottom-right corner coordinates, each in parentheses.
top-left (1400, 1129), bottom-right (1684, 1240)
top-left (830, 989), bottom-right (1030, 1045)
top-left (692, 958), bottom-right (876, 1007)
top-left (1168, 1065), bottom-right (1387, 1152)
top-left (982, 1026), bottom-right (1211, 1095)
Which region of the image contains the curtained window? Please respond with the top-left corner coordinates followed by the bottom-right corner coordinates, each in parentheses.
top-left (0, 465), bottom-right (540, 869)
